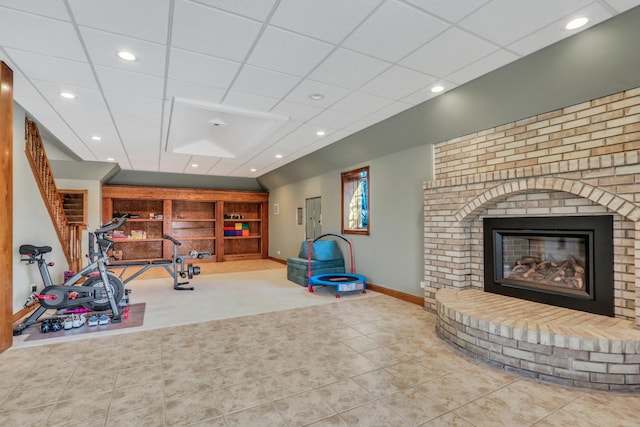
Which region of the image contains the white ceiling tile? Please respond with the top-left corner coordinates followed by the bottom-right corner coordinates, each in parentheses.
top-left (401, 87), bottom-right (440, 105)
top-left (68, 0), bottom-right (170, 43)
top-left (5, 49), bottom-right (96, 89)
top-left (446, 50), bottom-right (518, 84)
top-left (0, 1), bottom-right (69, 20)
top-left (308, 109), bottom-right (361, 129)
top-left (342, 0), bottom-right (449, 62)
top-left (270, 100), bottom-right (322, 122)
top-left (344, 116), bottom-right (380, 133)
top-left (459, 0), bottom-right (592, 45)
top-left (223, 91), bottom-right (279, 113)
top-left (270, 0), bottom-right (380, 44)
top-left (12, 76), bottom-right (41, 101)
top-left (361, 66), bottom-right (435, 99)
top-left (369, 101), bottom-right (415, 121)
top-left (80, 27), bottom-right (167, 77)
top-left (508, 3), bottom-right (613, 57)
top-left (0, 9), bottom-right (86, 60)
top-left (402, 27), bottom-right (498, 78)
top-left (104, 92), bottom-right (162, 118)
top-left (231, 65), bottom-right (301, 99)
top-left (165, 79), bottom-right (226, 105)
top-left (605, 0), bottom-right (640, 12)
top-left (192, 0), bottom-right (278, 21)
top-left (309, 48), bottom-right (391, 90)
top-left (330, 91), bottom-right (393, 116)
top-left (247, 27), bottom-right (334, 77)
top-left (94, 66), bottom-right (164, 99)
top-left (31, 79), bottom-right (107, 110)
top-left (168, 48), bottom-right (240, 88)
top-left (284, 79), bottom-right (351, 108)
top-left (17, 98), bottom-right (95, 159)
top-left (403, 0), bottom-right (489, 22)
top-left (172, 0), bottom-right (262, 61)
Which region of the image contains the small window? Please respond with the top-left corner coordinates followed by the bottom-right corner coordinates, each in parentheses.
top-left (341, 166), bottom-right (369, 235)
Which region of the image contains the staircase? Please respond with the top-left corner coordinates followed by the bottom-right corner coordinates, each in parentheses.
top-left (24, 119), bottom-right (83, 272)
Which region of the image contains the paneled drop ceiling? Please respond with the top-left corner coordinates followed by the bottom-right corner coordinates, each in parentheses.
top-left (1, 0), bottom-right (639, 178)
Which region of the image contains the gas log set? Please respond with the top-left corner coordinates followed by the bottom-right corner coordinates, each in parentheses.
top-left (507, 256), bottom-right (585, 290)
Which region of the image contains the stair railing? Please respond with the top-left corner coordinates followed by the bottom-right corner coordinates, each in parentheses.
top-left (24, 119), bottom-right (82, 272)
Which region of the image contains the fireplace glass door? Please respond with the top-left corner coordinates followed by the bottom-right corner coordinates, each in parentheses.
top-left (483, 215), bottom-right (613, 316)
top-left (497, 231), bottom-right (590, 299)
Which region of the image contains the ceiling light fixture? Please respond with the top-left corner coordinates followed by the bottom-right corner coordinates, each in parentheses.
top-left (117, 50), bottom-right (137, 61)
top-left (316, 130), bottom-right (325, 136)
top-left (431, 85), bottom-right (444, 93)
top-left (275, 154), bottom-right (283, 159)
top-left (91, 135), bottom-right (102, 141)
top-left (106, 157), bottom-right (115, 162)
top-left (191, 163), bottom-right (198, 168)
top-left (250, 168), bottom-right (257, 172)
top-left (566, 17), bottom-right (588, 30)
top-left (59, 92), bottom-right (76, 99)
top-left (308, 93), bottom-right (324, 101)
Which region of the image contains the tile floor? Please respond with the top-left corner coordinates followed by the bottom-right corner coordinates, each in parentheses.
top-left (2, 275), bottom-right (640, 426)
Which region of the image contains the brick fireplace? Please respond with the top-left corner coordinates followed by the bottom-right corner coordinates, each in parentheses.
top-left (423, 87), bottom-right (640, 390)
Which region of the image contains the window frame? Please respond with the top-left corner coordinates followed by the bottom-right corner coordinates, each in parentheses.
top-left (341, 166), bottom-right (369, 235)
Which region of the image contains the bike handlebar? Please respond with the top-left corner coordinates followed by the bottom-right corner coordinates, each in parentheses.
top-left (95, 215), bottom-right (128, 235)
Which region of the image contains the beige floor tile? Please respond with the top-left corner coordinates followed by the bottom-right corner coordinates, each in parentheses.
top-left (46, 391), bottom-right (111, 427)
top-left (454, 396), bottom-right (531, 427)
top-left (163, 371), bottom-right (214, 400)
top-left (114, 362), bottom-right (163, 389)
top-left (419, 412), bottom-right (475, 427)
top-left (0, 403), bottom-right (53, 427)
top-left (382, 387), bottom-right (450, 425)
top-left (108, 381), bottom-right (164, 414)
top-left (485, 383), bottom-right (565, 423)
top-left (316, 378), bottom-right (375, 413)
top-left (105, 404), bottom-right (165, 427)
top-left (216, 378), bottom-right (271, 414)
top-left (223, 402), bottom-right (287, 426)
top-left (352, 368), bottom-right (412, 399)
top-left (339, 400), bottom-right (409, 427)
top-left (306, 414), bottom-right (350, 426)
top-left (164, 390), bottom-right (222, 426)
top-left (273, 389), bottom-right (337, 427)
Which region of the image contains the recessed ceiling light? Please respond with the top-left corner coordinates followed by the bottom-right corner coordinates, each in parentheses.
top-left (250, 168), bottom-right (257, 172)
top-left (566, 17), bottom-right (588, 30)
top-left (117, 50), bottom-right (137, 61)
top-left (191, 163), bottom-right (198, 168)
top-left (430, 85), bottom-right (444, 93)
top-left (91, 135), bottom-right (102, 141)
top-left (316, 130), bottom-right (325, 136)
top-left (275, 154), bottom-right (283, 159)
top-left (308, 93), bottom-right (324, 101)
top-left (59, 92), bottom-right (76, 99)
top-left (106, 157), bottom-right (115, 162)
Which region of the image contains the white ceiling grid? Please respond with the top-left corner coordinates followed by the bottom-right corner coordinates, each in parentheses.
top-left (1, 0), bottom-right (639, 178)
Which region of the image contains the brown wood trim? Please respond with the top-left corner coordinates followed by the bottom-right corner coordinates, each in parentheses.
top-left (0, 62), bottom-right (13, 353)
top-left (269, 256), bottom-right (287, 265)
top-left (12, 305), bottom-right (37, 325)
top-left (102, 184), bottom-right (269, 202)
top-left (366, 283), bottom-right (424, 306)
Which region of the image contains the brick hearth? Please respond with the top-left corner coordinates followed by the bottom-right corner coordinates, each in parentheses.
top-left (436, 288), bottom-right (640, 391)
top-left (423, 87), bottom-right (640, 388)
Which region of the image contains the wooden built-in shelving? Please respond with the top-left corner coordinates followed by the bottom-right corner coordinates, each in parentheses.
top-left (102, 185), bottom-right (269, 262)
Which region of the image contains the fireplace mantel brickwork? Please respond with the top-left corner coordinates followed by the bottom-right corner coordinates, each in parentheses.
top-left (423, 87), bottom-right (640, 326)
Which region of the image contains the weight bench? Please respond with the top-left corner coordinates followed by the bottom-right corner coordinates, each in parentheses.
top-left (95, 234), bottom-right (200, 290)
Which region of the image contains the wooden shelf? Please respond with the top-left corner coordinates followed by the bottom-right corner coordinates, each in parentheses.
top-left (102, 185), bottom-right (269, 262)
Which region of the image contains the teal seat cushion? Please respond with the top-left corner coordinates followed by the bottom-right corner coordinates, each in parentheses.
top-left (298, 240), bottom-right (343, 261)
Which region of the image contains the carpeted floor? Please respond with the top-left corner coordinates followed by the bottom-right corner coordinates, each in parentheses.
top-left (12, 260), bottom-right (373, 347)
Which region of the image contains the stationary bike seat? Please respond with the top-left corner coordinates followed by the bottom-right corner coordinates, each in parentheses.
top-left (19, 245), bottom-right (52, 256)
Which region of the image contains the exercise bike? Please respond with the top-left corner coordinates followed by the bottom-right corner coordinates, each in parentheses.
top-left (13, 216), bottom-right (128, 336)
